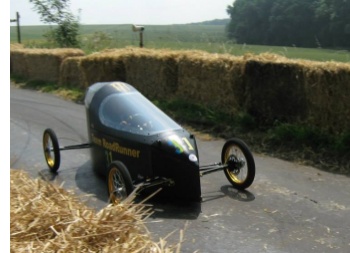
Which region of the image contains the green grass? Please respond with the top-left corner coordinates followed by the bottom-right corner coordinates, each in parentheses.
top-left (12, 77), bottom-right (85, 102)
top-left (11, 24), bottom-right (350, 62)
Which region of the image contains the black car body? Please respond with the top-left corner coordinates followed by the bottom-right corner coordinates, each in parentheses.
top-left (43, 81), bottom-right (255, 203)
top-left (84, 81), bottom-right (201, 201)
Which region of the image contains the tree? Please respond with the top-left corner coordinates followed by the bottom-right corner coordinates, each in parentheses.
top-left (226, 0), bottom-right (349, 49)
top-left (226, 0), bottom-right (277, 45)
top-left (226, 0), bottom-right (262, 44)
top-left (29, 0), bottom-right (80, 47)
top-left (315, 0), bottom-right (350, 48)
top-left (267, 0), bottom-right (316, 47)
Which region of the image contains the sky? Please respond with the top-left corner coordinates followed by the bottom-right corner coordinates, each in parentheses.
top-left (10, 0), bottom-right (234, 26)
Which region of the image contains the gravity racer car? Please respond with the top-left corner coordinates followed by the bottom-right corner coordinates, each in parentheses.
top-left (43, 81), bottom-right (256, 202)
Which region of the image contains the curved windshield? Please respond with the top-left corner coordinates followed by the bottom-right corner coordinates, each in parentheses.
top-left (99, 92), bottom-right (181, 135)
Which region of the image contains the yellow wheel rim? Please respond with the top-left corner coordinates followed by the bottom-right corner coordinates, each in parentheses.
top-left (43, 133), bottom-right (54, 168)
top-left (108, 167), bottom-right (127, 203)
top-left (224, 145), bottom-right (247, 184)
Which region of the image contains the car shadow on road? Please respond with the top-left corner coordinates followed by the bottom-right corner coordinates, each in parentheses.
top-left (220, 185), bottom-right (255, 202)
top-left (200, 185), bottom-right (255, 203)
top-left (145, 199), bottom-right (202, 220)
top-left (38, 164), bottom-right (254, 220)
top-left (39, 162), bottom-right (202, 219)
top-left (38, 161), bottom-right (109, 206)
top-left (74, 161), bottom-right (109, 203)
top-left (132, 188), bottom-right (202, 220)
top-left (141, 185), bottom-right (255, 220)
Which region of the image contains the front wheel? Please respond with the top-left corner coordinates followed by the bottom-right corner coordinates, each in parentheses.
top-left (107, 161), bottom-right (134, 203)
top-left (43, 128), bottom-right (60, 173)
top-left (221, 138), bottom-right (255, 190)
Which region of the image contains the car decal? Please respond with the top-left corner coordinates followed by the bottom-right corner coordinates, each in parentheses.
top-left (182, 137), bottom-right (194, 150)
top-left (91, 133), bottom-right (140, 158)
top-left (167, 135), bottom-right (188, 154)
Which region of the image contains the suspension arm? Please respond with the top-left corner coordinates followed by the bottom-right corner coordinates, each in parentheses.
top-left (199, 163), bottom-right (228, 176)
top-left (59, 143), bottom-right (91, 151)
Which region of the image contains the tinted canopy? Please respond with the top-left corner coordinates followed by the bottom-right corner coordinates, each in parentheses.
top-left (86, 82), bottom-right (182, 136)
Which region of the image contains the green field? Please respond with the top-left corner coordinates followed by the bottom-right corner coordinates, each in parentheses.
top-left (10, 24), bottom-right (350, 62)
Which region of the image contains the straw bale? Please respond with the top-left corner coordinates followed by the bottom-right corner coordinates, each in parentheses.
top-left (176, 51), bottom-right (245, 114)
top-left (302, 62), bottom-right (350, 134)
top-left (10, 48), bottom-right (85, 82)
top-left (242, 52), bottom-right (289, 63)
top-left (10, 169), bottom-right (181, 252)
top-left (10, 49), bottom-right (29, 77)
top-left (79, 52), bottom-right (126, 88)
top-left (121, 48), bottom-right (179, 99)
top-left (241, 54), bottom-right (350, 133)
top-left (243, 58), bottom-right (308, 124)
top-left (79, 47), bottom-right (181, 97)
top-left (26, 48), bottom-right (85, 83)
top-left (59, 56), bottom-right (85, 88)
top-left (10, 43), bottom-right (24, 50)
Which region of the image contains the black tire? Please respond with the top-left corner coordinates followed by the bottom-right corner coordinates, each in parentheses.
top-left (107, 161), bottom-right (134, 203)
top-left (221, 138), bottom-right (255, 190)
top-left (43, 128), bottom-right (61, 173)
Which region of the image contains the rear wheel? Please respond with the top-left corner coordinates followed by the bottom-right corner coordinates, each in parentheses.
top-left (107, 161), bottom-right (134, 203)
top-left (43, 128), bottom-right (60, 173)
top-left (221, 138), bottom-right (255, 190)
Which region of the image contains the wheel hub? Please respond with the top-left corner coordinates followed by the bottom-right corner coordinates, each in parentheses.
top-left (112, 174), bottom-right (126, 198)
top-left (227, 155), bottom-right (245, 173)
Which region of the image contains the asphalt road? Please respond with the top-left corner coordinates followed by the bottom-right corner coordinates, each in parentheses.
top-left (10, 84), bottom-right (350, 253)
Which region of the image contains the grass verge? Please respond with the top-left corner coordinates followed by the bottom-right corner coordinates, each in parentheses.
top-left (11, 77), bottom-right (85, 103)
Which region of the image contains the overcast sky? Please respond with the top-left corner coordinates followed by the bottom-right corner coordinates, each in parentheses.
top-left (10, 0), bottom-right (234, 26)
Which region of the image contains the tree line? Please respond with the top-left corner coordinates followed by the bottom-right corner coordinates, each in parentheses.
top-left (226, 0), bottom-right (350, 49)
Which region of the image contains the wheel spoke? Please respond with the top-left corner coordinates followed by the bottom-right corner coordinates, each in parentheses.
top-left (42, 128), bottom-right (61, 173)
top-left (221, 138), bottom-right (255, 190)
top-left (225, 144), bottom-right (248, 184)
top-left (110, 168), bottom-right (127, 200)
top-left (44, 134), bottom-right (55, 166)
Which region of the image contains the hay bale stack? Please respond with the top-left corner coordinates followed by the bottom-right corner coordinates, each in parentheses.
top-left (9, 46), bottom-right (350, 135)
top-left (176, 51), bottom-right (245, 115)
top-left (10, 43), bottom-right (24, 50)
top-left (10, 49), bottom-right (29, 77)
top-left (121, 48), bottom-right (179, 99)
top-left (10, 48), bottom-right (85, 82)
top-left (242, 53), bottom-right (350, 134)
top-left (77, 50), bottom-right (127, 88)
top-left (76, 48), bottom-right (179, 98)
top-left (59, 56), bottom-right (85, 88)
top-left (303, 61), bottom-right (350, 134)
top-left (10, 169), bottom-right (180, 252)
top-left (243, 54), bottom-right (308, 124)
